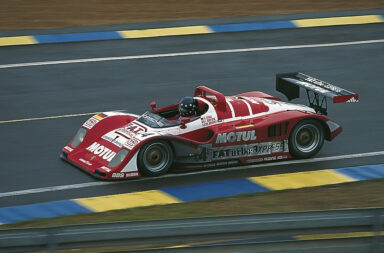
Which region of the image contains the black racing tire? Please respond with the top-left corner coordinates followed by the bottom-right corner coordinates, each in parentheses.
top-left (138, 140), bottom-right (173, 177)
top-left (289, 119), bottom-right (324, 159)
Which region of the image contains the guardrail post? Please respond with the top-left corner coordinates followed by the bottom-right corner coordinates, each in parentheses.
top-left (372, 209), bottom-right (383, 253)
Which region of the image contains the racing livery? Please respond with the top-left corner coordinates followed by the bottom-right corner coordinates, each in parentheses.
top-left (61, 73), bottom-right (358, 179)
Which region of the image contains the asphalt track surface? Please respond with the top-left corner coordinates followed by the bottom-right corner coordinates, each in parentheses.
top-left (1, 23), bottom-right (384, 208)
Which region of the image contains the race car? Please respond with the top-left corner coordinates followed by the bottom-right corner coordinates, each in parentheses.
top-left (61, 72), bottom-right (358, 179)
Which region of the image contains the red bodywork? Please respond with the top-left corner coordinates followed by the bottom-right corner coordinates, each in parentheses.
top-left (61, 86), bottom-right (343, 180)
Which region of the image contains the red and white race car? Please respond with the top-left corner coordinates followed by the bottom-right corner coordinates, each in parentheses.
top-left (61, 73), bottom-right (358, 179)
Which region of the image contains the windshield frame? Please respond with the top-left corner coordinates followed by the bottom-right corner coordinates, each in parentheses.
top-left (136, 111), bottom-right (201, 128)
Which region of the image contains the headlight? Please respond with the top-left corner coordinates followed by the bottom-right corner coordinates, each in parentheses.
top-left (108, 149), bottom-right (129, 167)
top-left (71, 128), bottom-right (87, 148)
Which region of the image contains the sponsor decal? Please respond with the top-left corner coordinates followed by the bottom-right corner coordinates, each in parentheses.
top-left (297, 77), bottom-right (345, 95)
top-left (141, 112), bottom-right (165, 127)
top-left (79, 158), bottom-right (92, 166)
top-left (245, 155), bottom-right (288, 163)
top-left (346, 97), bottom-right (358, 103)
top-left (246, 157), bottom-right (263, 163)
top-left (117, 123), bottom-right (152, 149)
top-left (124, 137), bottom-right (140, 149)
top-left (216, 130), bottom-right (257, 144)
top-left (117, 122), bottom-right (146, 139)
top-left (297, 81), bottom-right (329, 95)
top-left (305, 77), bottom-right (343, 93)
top-left (117, 128), bottom-right (136, 139)
top-left (126, 123), bottom-right (146, 133)
top-left (83, 116), bottom-right (100, 129)
top-left (102, 135), bottom-right (123, 148)
top-left (235, 124), bottom-right (254, 130)
top-left (212, 141), bottom-right (286, 160)
top-left (86, 142), bottom-right (116, 162)
top-left (201, 115), bottom-right (217, 126)
top-left (112, 172), bottom-right (125, 178)
top-left (64, 146), bottom-right (73, 152)
top-left (112, 172), bottom-right (139, 178)
top-left (126, 172), bottom-right (139, 177)
top-left (194, 147), bottom-right (210, 162)
top-left (94, 114), bottom-right (106, 120)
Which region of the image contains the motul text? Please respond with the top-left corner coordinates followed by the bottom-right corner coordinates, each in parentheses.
top-left (86, 142), bottom-right (116, 162)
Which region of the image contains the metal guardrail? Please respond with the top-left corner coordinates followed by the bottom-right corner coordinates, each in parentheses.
top-left (0, 207), bottom-right (383, 253)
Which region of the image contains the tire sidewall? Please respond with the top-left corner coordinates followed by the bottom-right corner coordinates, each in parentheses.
top-left (289, 119), bottom-right (324, 159)
top-left (138, 140), bottom-right (173, 176)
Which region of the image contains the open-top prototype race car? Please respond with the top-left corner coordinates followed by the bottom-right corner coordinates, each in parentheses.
top-left (61, 73), bottom-right (358, 179)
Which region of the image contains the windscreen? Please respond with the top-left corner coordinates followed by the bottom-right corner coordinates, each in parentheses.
top-left (136, 111), bottom-right (180, 128)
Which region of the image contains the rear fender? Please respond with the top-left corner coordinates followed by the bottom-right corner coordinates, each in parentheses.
top-left (286, 113), bottom-right (341, 141)
top-left (259, 111), bottom-right (340, 141)
top-left (294, 114), bottom-right (342, 141)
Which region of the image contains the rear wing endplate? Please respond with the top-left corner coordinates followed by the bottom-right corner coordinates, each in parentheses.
top-left (276, 72), bottom-right (358, 115)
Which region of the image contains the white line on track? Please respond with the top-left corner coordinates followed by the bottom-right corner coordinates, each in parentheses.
top-left (1, 150), bottom-right (383, 198)
top-left (1, 39), bottom-right (382, 124)
top-left (0, 39), bottom-right (383, 69)
top-left (0, 110), bottom-right (125, 124)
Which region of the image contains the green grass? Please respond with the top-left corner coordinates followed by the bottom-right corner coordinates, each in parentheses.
top-left (1, 178), bottom-right (384, 230)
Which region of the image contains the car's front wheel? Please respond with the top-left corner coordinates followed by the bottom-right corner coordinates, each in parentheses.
top-left (138, 141), bottom-right (173, 176)
top-left (289, 119), bottom-right (324, 159)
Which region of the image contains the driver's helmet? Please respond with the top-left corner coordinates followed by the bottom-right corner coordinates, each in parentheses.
top-left (179, 97), bottom-right (198, 117)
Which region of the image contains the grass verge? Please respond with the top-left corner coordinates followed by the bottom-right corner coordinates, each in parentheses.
top-left (1, 178), bottom-right (383, 230)
top-left (1, 0), bottom-right (383, 30)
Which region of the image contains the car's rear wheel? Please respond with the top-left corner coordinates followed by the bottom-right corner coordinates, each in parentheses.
top-left (289, 119), bottom-right (324, 159)
top-left (138, 141), bottom-right (173, 176)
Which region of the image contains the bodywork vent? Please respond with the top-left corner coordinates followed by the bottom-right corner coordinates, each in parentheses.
top-left (268, 122), bottom-right (289, 138)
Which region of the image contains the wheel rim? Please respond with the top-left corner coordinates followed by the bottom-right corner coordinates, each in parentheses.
top-left (143, 143), bottom-right (169, 173)
top-left (294, 124), bottom-right (320, 153)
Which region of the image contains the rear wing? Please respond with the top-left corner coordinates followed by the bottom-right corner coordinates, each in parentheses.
top-left (276, 72), bottom-right (358, 115)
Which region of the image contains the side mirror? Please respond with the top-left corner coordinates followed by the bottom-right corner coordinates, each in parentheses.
top-left (180, 117), bottom-right (191, 129)
top-left (150, 101), bottom-right (156, 112)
